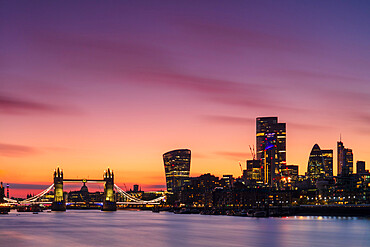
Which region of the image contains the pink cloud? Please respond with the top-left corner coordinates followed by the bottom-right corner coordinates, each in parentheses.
top-left (0, 143), bottom-right (39, 157)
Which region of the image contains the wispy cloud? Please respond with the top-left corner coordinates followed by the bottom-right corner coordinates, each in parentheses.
top-left (275, 69), bottom-right (370, 85)
top-left (214, 151), bottom-right (251, 160)
top-left (0, 143), bottom-right (39, 157)
top-left (288, 122), bottom-right (330, 131)
top-left (176, 20), bottom-right (311, 53)
top-left (0, 95), bottom-right (57, 114)
top-left (201, 115), bottom-right (254, 125)
top-left (0, 94), bottom-right (82, 115)
top-left (5, 183), bottom-right (49, 190)
top-left (146, 184), bottom-right (166, 190)
top-left (31, 32), bottom-right (298, 112)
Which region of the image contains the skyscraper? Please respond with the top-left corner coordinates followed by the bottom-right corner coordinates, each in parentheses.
top-left (163, 149), bottom-right (191, 192)
top-left (322, 149), bottom-right (333, 177)
top-left (256, 117), bottom-right (286, 185)
top-left (307, 144), bottom-right (325, 183)
top-left (337, 141), bottom-right (344, 175)
top-left (343, 148), bottom-right (353, 176)
top-left (337, 140), bottom-right (353, 176)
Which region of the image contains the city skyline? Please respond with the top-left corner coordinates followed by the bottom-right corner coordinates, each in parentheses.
top-left (1, 1), bottom-right (370, 197)
top-left (3, 116), bottom-right (368, 198)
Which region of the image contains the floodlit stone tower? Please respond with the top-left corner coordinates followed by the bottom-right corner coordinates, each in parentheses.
top-left (52, 167), bottom-right (66, 211)
top-left (102, 168), bottom-right (116, 211)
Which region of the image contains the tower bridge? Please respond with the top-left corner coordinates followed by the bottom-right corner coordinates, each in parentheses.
top-left (1, 167), bottom-right (166, 211)
top-left (53, 167), bottom-right (116, 211)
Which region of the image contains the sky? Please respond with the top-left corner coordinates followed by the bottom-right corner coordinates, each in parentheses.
top-left (1, 0), bottom-right (370, 197)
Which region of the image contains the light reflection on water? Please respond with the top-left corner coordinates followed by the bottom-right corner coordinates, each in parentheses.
top-left (0, 210), bottom-right (369, 247)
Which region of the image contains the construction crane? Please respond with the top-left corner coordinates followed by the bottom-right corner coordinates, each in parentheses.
top-left (238, 161), bottom-right (243, 173)
top-left (249, 145), bottom-right (256, 160)
top-left (123, 183), bottom-right (128, 191)
top-left (118, 177), bottom-right (129, 191)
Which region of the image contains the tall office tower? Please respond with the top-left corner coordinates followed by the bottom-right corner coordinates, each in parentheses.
top-left (163, 149), bottom-right (191, 192)
top-left (307, 144), bottom-right (325, 183)
top-left (256, 117), bottom-right (286, 186)
top-left (337, 140), bottom-right (353, 176)
top-left (321, 149), bottom-right (333, 177)
top-left (357, 161), bottom-right (366, 174)
top-left (337, 141), bottom-right (344, 175)
top-left (343, 148), bottom-right (353, 175)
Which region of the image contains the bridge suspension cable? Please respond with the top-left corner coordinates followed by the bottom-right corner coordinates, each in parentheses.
top-left (2, 197), bottom-right (17, 203)
top-left (114, 184), bottom-right (165, 204)
top-left (21, 184), bottom-right (54, 203)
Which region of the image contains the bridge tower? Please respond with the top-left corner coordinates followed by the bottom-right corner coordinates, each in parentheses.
top-left (52, 167), bottom-right (66, 211)
top-left (102, 168), bottom-right (116, 211)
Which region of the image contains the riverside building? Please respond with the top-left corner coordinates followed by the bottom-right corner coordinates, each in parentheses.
top-left (163, 149), bottom-right (191, 192)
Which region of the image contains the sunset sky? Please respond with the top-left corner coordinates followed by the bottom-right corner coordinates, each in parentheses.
top-left (1, 1), bottom-right (370, 197)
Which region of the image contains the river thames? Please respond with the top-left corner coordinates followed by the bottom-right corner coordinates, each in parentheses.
top-left (0, 210), bottom-right (369, 247)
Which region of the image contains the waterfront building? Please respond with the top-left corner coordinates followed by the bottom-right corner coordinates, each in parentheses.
top-left (357, 161), bottom-right (366, 174)
top-left (256, 117), bottom-right (286, 186)
top-left (163, 149), bottom-right (191, 192)
top-left (307, 144), bottom-right (325, 183)
top-left (181, 173), bottom-right (221, 207)
top-left (322, 149), bottom-right (333, 177)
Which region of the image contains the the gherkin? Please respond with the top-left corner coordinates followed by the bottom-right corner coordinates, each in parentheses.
top-left (307, 144), bottom-right (325, 183)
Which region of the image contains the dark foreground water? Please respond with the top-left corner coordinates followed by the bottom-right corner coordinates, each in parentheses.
top-left (0, 210), bottom-right (369, 247)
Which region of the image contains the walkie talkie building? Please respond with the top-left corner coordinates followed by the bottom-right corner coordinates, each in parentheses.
top-left (163, 149), bottom-right (191, 192)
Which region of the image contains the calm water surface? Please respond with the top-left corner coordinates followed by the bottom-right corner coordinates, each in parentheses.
top-left (0, 210), bottom-right (369, 247)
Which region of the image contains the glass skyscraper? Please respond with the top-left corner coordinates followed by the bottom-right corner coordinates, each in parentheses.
top-left (337, 141), bottom-right (353, 176)
top-left (163, 149), bottom-right (191, 192)
top-left (322, 149), bottom-right (333, 177)
top-left (256, 117), bottom-right (286, 186)
top-left (307, 144), bottom-right (325, 183)
top-left (337, 141), bottom-right (344, 176)
top-left (343, 148), bottom-right (353, 176)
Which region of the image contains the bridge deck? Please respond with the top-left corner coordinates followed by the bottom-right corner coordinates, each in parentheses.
top-left (63, 179), bottom-right (105, 183)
